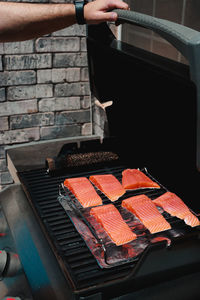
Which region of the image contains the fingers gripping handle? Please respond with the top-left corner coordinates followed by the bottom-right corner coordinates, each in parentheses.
top-left (114, 9), bottom-right (200, 171)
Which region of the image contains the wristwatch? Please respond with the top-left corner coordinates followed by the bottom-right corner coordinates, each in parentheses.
top-left (74, 0), bottom-right (88, 25)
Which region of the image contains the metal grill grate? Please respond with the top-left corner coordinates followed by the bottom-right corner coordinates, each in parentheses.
top-left (18, 164), bottom-right (197, 291)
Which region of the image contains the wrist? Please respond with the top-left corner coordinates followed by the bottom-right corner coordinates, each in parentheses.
top-left (73, 0), bottom-right (88, 25)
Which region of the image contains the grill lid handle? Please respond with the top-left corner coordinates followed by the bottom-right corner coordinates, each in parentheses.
top-left (114, 9), bottom-right (200, 171)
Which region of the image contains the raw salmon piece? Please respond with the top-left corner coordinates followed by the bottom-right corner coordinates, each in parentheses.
top-left (64, 177), bottom-right (102, 208)
top-left (153, 192), bottom-right (200, 227)
top-left (90, 204), bottom-right (137, 246)
top-left (89, 174), bottom-right (125, 201)
top-left (122, 195), bottom-right (171, 234)
top-left (122, 169), bottom-right (160, 190)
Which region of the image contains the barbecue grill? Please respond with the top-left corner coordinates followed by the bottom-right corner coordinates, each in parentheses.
top-left (1, 10), bottom-right (200, 300)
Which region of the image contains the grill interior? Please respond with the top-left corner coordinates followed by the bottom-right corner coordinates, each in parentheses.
top-left (18, 155), bottom-right (200, 293)
top-left (9, 20), bottom-right (200, 299)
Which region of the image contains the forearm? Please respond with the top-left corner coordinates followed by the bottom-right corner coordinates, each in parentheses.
top-left (0, 2), bottom-right (76, 42)
top-left (0, 0), bottom-right (129, 42)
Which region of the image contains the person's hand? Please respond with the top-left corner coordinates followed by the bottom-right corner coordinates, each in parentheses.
top-left (84, 0), bottom-right (129, 24)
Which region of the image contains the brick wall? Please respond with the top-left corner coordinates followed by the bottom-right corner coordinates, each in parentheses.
top-left (0, 1), bottom-right (93, 190)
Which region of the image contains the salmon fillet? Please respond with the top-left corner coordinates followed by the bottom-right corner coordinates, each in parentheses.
top-left (122, 169), bottom-right (160, 190)
top-left (89, 174), bottom-right (125, 201)
top-left (122, 195), bottom-right (171, 234)
top-left (90, 204), bottom-right (137, 246)
top-left (64, 177), bottom-right (102, 208)
top-left (153, 192), bottom-right (200, 227)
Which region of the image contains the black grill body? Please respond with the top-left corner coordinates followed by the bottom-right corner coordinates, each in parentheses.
top-left (3, 21), bottom-right (200, 300)
top-left (18, 138), bottom-right (200, 300)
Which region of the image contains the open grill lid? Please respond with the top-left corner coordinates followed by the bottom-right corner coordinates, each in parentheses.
top-left (86, 11), bottom-right (200, 211)
top-left (87, 10), bottom-right (200, 170)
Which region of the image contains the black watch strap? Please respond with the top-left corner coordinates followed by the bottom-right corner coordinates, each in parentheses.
top-left (74, 0), bottom-right (87, 25)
